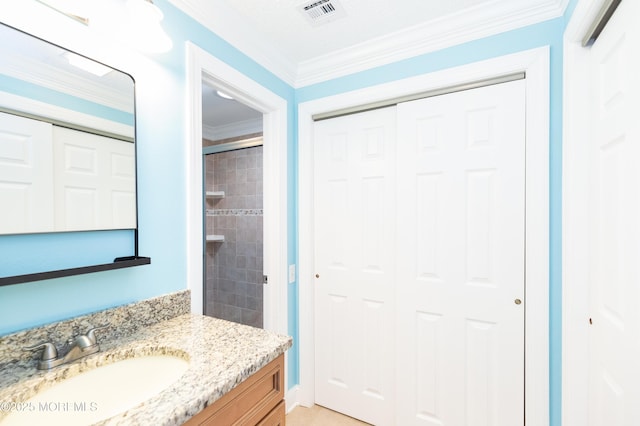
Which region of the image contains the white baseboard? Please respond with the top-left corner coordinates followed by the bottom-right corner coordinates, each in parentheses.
top-left (285, 385), bottom-right (300, 413)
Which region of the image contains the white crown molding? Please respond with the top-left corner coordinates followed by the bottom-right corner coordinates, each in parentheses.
top-left (0, 53), bottom-right (132, 113)
top-left (169, 0), bottom-right (568, 88)
top-left (166, 0), bottom-right (298, 86)
top-left (295, 0), bottom-right (568, 87)
top-left (202, 117), bottom-right (263, 141)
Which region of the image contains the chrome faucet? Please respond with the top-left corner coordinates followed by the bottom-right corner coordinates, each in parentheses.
top-left (24, 324), bottom-right (109, 370)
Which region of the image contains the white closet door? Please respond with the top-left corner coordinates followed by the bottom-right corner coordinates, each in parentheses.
top-left (313, 80), bottom-right (526, 426)
top-left (395, 80), bottom-right (526, 425)
top-left (313, 107), bottom-right (397, 425)
top-left (53, 127), bottom-right (136, 231)
top-left (587, 1), bottom-right (640, 424)
top-left (0, 112), bottom-right (54, 234)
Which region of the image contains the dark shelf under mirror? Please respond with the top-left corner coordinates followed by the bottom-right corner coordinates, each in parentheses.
top-left (0, 257), bottom-right (151, 287)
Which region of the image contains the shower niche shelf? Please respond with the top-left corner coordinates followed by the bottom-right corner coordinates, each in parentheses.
top-left (206, 235), bottom-right (225, 242)
top-left (206, 191), bottom-right (225, 199)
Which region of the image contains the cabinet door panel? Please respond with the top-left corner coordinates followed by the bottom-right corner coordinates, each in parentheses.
top-left (184, 355), bottom-right (284, 426)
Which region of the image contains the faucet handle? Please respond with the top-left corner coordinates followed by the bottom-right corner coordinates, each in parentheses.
top-left (86, 323), bottom-right (110, 345)
top-left (23, 342), bottom-right (58, 361)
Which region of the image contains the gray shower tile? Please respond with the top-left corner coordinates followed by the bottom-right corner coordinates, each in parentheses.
top-left (247, 167), bottom-right (259, 182)
top-left (237, 242), bottom-right (258, 257)
top-left (219, 290), bottom-right (236, 305)
top-left (236, 169), bottom-right (248, 184)
top-left (222, 305), bottom-right (242, 323)
top-left (241, 309), bottom-right (262, 328)
top-left (246, 296), bottom-right (260, 311)
top-left (236, 156), bottom-right (248, 170)
top-left (204, 143), bottom-right (264, 329)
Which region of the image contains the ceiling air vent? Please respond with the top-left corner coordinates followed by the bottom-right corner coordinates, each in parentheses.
top-left (298, 0), bottom-right (347, 26)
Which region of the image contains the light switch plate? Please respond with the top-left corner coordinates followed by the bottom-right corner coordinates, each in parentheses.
top-left (289, 264), bottom-right (296, 283)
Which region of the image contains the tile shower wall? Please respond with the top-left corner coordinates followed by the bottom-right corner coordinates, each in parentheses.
top-left (204, 139), bottom-right (263, 328)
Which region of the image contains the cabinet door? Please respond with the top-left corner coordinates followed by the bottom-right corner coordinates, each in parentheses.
top-left (256, 401), bottom-right (285, 426)
top-left (184, 355), bottom-right (284, 426)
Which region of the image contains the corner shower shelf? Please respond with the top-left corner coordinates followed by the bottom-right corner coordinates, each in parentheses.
top-left (206, 191), bottom-right (225, 199)
top-left (206, 235), bottom-right (225, 242)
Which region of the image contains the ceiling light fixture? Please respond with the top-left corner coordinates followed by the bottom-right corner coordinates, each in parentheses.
top-left (34, 0), bottom-right (173, 54)
top-left (35, 0), bottom-right (89, 25)
top-left (124, 0), bottom-right (173, 53)
top-left (216, 90), bottom-right (234, 100)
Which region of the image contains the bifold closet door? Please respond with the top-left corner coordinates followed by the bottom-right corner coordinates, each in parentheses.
top-left (313, 107), bottom-right (397, 426)
top-left (586, 0), bottom-right (640, 423)
top-left (313, 79), bottom-right (526, 426)
top-left (395, 80), bottom-right (526, 425)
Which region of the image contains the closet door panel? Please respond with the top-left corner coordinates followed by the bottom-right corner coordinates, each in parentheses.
top-left (313, 107), bottom-right (396, 426)
top-left (395, 80), bottom-right (526, 426)
top-left (0, 112), bottom-right (53, 234)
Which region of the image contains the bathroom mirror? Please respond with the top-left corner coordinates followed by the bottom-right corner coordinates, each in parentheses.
top-left (0, 22), bottom-right (137, 235)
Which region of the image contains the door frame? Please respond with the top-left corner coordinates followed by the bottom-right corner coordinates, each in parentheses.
top-left (298, 47), bottom-right (550, 423)
top-left (562, 1), bottom-right (612, 424)
top-left (185, 42), bottom-right (288, 337)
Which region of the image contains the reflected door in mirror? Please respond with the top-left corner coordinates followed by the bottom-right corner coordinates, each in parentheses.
top-left (0, 112), bottom-right (136, 234)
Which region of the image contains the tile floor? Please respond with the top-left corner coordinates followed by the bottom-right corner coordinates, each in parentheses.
top-left (286, 405), bottom-right (371, 426)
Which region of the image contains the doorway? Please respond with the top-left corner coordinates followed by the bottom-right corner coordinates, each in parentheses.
top-left (201, 82), bottom-right (264, 328)
top-left (186, 42), bottom-right (288, 336)
top-left (563, 0), bottom-right (640, 424)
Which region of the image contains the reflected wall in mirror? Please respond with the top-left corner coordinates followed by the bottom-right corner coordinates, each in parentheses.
top-left (0, 23), bottom-right (136, 235)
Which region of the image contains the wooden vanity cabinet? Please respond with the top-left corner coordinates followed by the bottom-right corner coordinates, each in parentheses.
top-left (183, 354), bottom-right (285, 426)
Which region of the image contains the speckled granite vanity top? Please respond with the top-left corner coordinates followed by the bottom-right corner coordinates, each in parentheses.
top-left (0, 291), bottom-right (292, 425)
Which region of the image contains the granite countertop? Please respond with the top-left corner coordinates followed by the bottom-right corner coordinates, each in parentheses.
top-left (0, 314), bottom-right (292, 425)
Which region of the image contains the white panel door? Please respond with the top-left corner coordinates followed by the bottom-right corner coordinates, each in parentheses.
top-left (314, 81), bottom-right (525, 425)
top-left (395, 80), bottom-right (526, 425)
top-left (314, 107), bottom-right (397, 425)
top-left (587, 1), bottom-right (640, 424)
top-left (53, 126), bottom-right (136, 231)
top-left (0, 112), bottom-right (54, 234)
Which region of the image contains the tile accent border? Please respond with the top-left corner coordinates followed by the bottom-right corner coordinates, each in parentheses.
top-left (206, 209), bottom-right (264, 216)
top-left (0, 290), bottom-right (191, 368)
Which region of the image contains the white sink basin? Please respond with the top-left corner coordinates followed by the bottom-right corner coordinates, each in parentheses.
top-left (2, 355), bottom-right (189, 426)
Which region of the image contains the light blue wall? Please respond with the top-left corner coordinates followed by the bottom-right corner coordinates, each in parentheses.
top-left (1, 1), bottom-right (584, 423)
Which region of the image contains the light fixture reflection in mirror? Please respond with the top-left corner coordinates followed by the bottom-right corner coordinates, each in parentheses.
top-left (65, 52), bottom-right (112, 76)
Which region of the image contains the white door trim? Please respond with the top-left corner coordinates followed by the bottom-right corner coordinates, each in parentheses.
top-left (298, 47), bottom-right (550, 424)
top-left (562, 1), bottom-right (613, 425)
top-left (185, 42), bottom-right (288, 337)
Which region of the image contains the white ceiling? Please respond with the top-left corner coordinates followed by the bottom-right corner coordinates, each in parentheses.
top-left (186, 0), bottom-right (568, 134)
top-left (223, 0), bottom-right (489, 63)
top-left (201, 83), bottom-right (262, 140)
top-left (169, 0), bottom-right (568, 87)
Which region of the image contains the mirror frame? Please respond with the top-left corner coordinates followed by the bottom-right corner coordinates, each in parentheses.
top-left (0, 23), bottom-right (149, 286)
